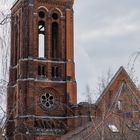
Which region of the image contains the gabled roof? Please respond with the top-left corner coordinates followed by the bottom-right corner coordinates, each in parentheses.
top-left (60, 66), bottom-right (140, 140)
top-left (95, 66), bottom-right (140, 106)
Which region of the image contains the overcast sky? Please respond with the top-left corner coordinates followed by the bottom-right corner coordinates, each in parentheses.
top-left (0, 0), bottom-right (140, 102)
top-left (74, 0), bottom-right (140, 101)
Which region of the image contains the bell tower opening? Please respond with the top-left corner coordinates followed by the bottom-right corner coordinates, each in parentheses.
top-left (38, 20), bottom-right (45, 58)
top-left (52, 22), bottom-right (59, 59)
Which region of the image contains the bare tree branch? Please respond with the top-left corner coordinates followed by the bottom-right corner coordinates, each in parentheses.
top-left (0, 13), bottom-right (11, 25)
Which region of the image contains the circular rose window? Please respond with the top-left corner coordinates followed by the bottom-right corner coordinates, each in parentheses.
top-left (40, 93), bottom-right (54, 109)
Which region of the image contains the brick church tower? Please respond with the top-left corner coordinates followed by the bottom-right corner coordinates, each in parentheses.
top-left (6, 0), bottom-right (77, 139)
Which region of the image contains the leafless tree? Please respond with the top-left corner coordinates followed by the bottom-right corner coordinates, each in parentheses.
top-left (127, 50), bottom-right (140, 89)
top-left (83, 68), bottom-right (113, 105)
top-left (0, 2), bottom-right (11, 138)
top-left (84, 84), bottom-right (94, 103)
top-left (96, 68), bottom-right (113, 95)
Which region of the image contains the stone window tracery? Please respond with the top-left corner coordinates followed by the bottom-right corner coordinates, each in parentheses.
top-left (40, 93), bottom-right (54, 108)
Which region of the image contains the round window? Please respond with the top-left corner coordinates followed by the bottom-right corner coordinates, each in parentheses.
top-left (52, 13), bottom-right (58, 20)
top-left (40, 93), bottom-right (54, 109)
top-left (38, 11), bottom-right (45, 18)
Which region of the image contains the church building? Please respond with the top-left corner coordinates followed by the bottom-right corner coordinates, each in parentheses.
top-left (6, 0), bottom-right (140, 140)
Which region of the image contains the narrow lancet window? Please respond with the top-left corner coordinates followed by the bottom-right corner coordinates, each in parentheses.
top-left (52, 22), bottom-right (59, 59)
top-left (52, 66), bottom-right (60, 80)
top-left (38, 21), bottom-right (45, 58)
top-left (14, 23), bottom-right (18, 65)
top-left (38, 65), bottom-right (45, 77)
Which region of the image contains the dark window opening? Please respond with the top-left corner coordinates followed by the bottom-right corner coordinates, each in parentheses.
top-left (52, 13), bottom-right (58, 20)
top-left (38, 21), bottom-right (45, 58)
top-left (52, 22), bottom-right (59, 59)
top-left (124, 112), bottom-right (133, 118)
top-left (14, 68), bottom-right (17, 84)
top-left (18, 19), bottom-right (21, 59)
top-left (56, 67), bottom-right (59, 77)
top-left (14, 24), bottom-right (18, 65)
top-left (52, 66), bottom-right (60, 80)
top-left (38, 65), bottom-right (45, 77)
top-left (52, 67), bottom-right (55, 78)
top-left (67, 76), bottom-right (72, 81)
top-left (38, 11), bottom-right (45, 18)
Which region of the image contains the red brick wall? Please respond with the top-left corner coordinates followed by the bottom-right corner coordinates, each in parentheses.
top-left (7, 0), bottom-right (77, 139)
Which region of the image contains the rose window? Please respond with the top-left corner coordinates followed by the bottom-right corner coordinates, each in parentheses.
top-left (40, 93), bottom-right (54, 108)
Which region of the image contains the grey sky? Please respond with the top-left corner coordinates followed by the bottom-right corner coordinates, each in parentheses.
top-left (0, 0), bottom-right (140, 102)
top-left (74, 0), bottom-right (140, 101)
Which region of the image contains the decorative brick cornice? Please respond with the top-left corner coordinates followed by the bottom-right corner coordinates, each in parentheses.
top-left (37, 0), bottom-right (73, 7)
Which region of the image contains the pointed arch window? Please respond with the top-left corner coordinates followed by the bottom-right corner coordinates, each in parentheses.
top-left (38, 21), bottom-right (45, 58)
top-left (52, 22), bottom-right (59, 59)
